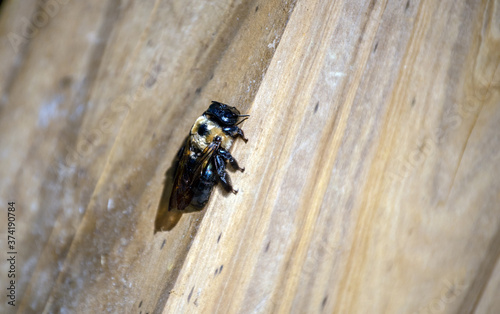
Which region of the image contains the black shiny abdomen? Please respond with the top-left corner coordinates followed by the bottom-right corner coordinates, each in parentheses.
top-left (190, 162), bottom-right (217, 208)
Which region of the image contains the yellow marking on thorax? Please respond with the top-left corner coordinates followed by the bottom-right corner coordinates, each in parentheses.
top-left (190, 115), bottom-right (233, 153)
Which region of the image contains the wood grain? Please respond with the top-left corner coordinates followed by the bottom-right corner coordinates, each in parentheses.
top-left (0, 0), bottom-right (499, 313)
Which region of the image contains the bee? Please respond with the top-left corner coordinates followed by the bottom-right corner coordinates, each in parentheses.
top-left (168, 101), bottom-right (249, 212)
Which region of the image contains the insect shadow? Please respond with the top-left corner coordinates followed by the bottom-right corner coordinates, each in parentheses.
top-left (154, 135), bottom-right (190, 233)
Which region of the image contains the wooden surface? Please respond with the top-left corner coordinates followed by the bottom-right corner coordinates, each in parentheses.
top-left (1, 0), bottom-right (499, 313)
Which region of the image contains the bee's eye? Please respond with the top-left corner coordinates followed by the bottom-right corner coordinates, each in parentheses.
top-left (197, 123), bottom-right (209, 136)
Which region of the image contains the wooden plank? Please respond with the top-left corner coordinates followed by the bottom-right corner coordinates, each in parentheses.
top-left (0, 0), bottom-right (38, 90)
top-left (0, 1), bottom-right (124, 312)
top-left (0, 0), bottom-right (499, 313)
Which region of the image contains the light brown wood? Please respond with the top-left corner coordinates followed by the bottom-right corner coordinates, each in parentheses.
top-left (1, 0), bottom-right (499, 313)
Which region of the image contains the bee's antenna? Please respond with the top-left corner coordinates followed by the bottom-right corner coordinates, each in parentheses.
top-left (236, 115), bottom-right (249, 125)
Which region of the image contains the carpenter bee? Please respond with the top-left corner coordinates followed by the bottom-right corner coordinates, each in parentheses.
top-left (168, 101), bottom-right (249, 212)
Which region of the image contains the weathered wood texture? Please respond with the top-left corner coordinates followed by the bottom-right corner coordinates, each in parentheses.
top-left (1, 0), bottom-right (499, 313)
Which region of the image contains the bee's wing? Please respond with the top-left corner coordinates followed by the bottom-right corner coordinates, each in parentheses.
top-left (169, 139), bottom-right (219, 211)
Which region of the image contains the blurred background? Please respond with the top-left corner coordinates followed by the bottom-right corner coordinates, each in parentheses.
top-left (1, 0), bottom-right (499, 313)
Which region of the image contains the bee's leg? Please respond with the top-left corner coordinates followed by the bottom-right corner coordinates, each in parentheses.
top-left (222, 126), bottom-right (248, 142)
top-left (214, 154), bottom-right (237, 194)
top-left (218, 149), bottom-right (245, 172)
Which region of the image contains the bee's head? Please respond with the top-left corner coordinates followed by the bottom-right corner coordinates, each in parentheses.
top-left (205, 101), bottom-right (247, 126)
